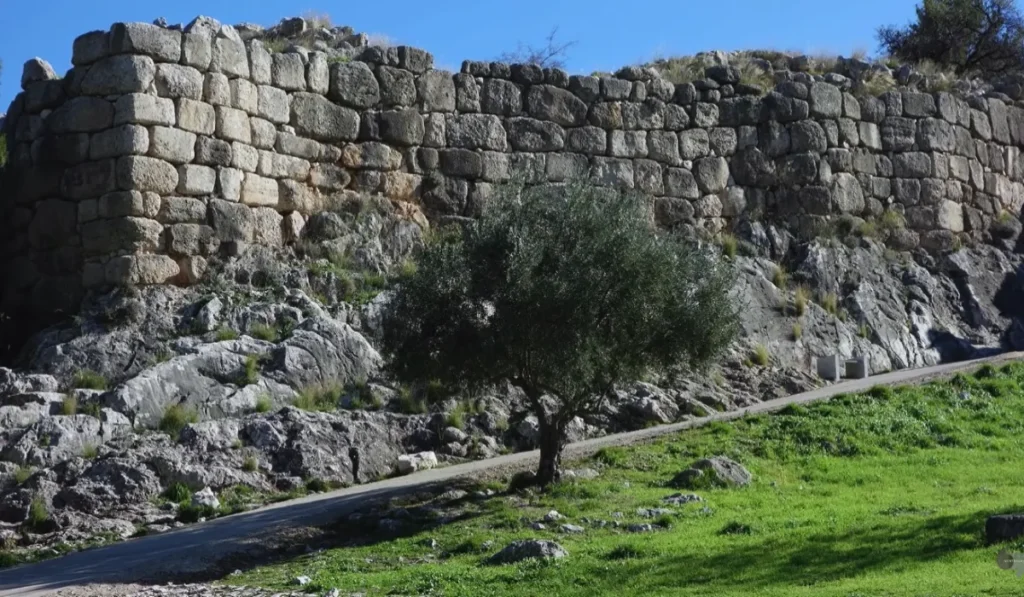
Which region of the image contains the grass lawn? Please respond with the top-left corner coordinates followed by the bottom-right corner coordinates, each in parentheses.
top-left (228, 362), bottom-right (1024, 596)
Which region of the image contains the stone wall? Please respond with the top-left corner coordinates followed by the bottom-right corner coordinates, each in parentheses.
top-left (4, 18), bottom-right (1024, 323)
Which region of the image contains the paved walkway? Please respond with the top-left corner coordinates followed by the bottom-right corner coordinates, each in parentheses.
top-left (1, 352), bottom-right (1019, 596)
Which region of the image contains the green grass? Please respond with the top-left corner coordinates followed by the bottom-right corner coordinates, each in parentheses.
top-left (26, 497), bottom-right (49, 531)
top-left (215, 327), bottom-right (240, 342)
top-left (793, 285), bottom-right (809, 317)
top-left (254, 394), bottom-right (273, 414)
top-left (13, 466), bottom-right (33, 485)
top-left (81, 444), bottom-right (98, 460)
top-left (294, 384), bottom-right (342, 412)
top-left (771, 266), bottom-right (788, 289)
top-left (751, 344), bottom-right (770, 367)
top-left (159, 403), bottom-right (200, 437)
top-left (249, 324), bottom-right (280, 343)
top-left (60, 394), bottom-right (77, 416)
top-left (791, 323), bottom-right (803, 341)
top-left (719, 233), bottom-right (738, 259)
top-left (239, 355), bottom-right (260, 386)
top-left (72, 370), bottom-right (108, 391)
top-left (228, 362), bottom-right (1024, 597)
top-left (820, 292), bottom-right (839, 316)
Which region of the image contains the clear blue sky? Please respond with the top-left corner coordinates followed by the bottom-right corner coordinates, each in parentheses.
top-left (1, 0), bottom-right (921, 112)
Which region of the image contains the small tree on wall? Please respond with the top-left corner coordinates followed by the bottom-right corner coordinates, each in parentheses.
top-left (877, 0), bottom-right (1024, 75)
top-left (380, 181), bottom-right (740, 486)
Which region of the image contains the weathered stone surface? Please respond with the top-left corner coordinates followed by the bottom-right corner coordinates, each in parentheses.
top-left (591, 157), bottom-right (634, 188)
top-left (809, 83), bottom-right (842, 119)
top-left (679, 129), bottom-right (710, 160)
top-left (204, 72), bottom-right (231, 106)
top-left (231, 142), bottom-right (259, 172)
top-left (82, 216), bottom-right (163, 254)
top-left (105, 254), bottom-right (179, 285)
top-left (148, 126), bottom-right (196, 164)
top-left (446, 114), bottom-right (507, 151)
top-left (155, 64), bottom-right (203, 100)
top-left (72, 30), bottom-right (110, 66)
top-left (215, 107), bottom-right (251, 144)
top-left (116, 156), bottom-right (178, 193)
top-left (527, 85), bottom-right (587, 126)
top-left (328, 61), bottom-right (380, 108)
top-left (114, 94), bottom-right (175, 127)
top-left (609, 130), bottom-right (647, 158)
top-left (290, 93), bottom-right (359, 141)
top-left (270, 52), bottom-right (306, 91)
top-left (241, 173), bottom-right (280, 207)
top-left (488, 540), bottom-right (567, 565)
top-left (480, 78), bottom-right (522, 115)
top-left (417, 70), bottom-right (456, 112)
top-left (209, 199), bottom-right (254, 241)
top-left (177, 165), bottom-right (217, 195)
top-left (110, 22), bottom-right (182, 62)
top-left (61, 160), bottom-right (116, 200)
top-left (694, 157), bottom-right (729, 194)
top-left (211, 37), bottom-right (249, 78)
top-left (194, 136), bottom-right (231, 166)
top-left (182, 32), bottom-right (213, 70)
top-left (90, 125), bottom-right (149, 160)
top-left (671, 456), bottom-right (751, 489)
top-left (48, 98), bottom-right (114, 134)
top-left (157, 196), bottom-right (206, 223)
top-left (81, 55), bottom-right (156, 96)
top-left (881, 117), bottom-right (916, 151)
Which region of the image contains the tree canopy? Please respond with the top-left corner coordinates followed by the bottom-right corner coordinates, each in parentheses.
top-left (381, 181), bottom-right (740, 485)
top-left (877, 0), bottom-right (1024, 75)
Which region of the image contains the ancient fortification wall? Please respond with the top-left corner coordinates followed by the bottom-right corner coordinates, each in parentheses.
top-left (4, 18), bottom-right (1024, 322)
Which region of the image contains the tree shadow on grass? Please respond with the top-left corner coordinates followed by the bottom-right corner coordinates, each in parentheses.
top-left (577, 505), bottom-right (1024, 594)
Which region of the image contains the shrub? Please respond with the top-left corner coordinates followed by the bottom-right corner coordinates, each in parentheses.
top-left (397, 385), bottom-right (428, 414)
top-left (857, 220), bottom-right (878, 238)
top-left (719, 233), bottom-right (738, 259)
top-left (159, 403), bottom-right (199, 437)
top-left (771, 265), bottom-right (788, 289)
top-left (859, 323), bottom-right (871, 339)
top-left (215, 327), bottom-right (240, 342)
top-left (60, 394), bottom-right (78, 416)
top-left (162, 482), bottom-right (191, 503)
top-left (820, 292), bottom-right (839, 315)
top-left (792, 323), bottom-right (803, 340)
top-left (793, 286), bottom-right (810, 316)
top-left (239, 355), bottom-right (260, 386)
top-left (81, 444), bottom-right (98, 460)
top-left (294, 384), bottom-right (341, 412)
top-left (880, 210), bottom-right (906, 232)
top-left (381, 180), bottom-right (739, 485)
top-left (857, 70), bottom-right (898, 97)
top-left (254, 394), bottom-right (273, 413)
top-left (73, 370), bottom-right (108, 391)
top-left (249, 324), bottom-right (279, 342)
top-left (242, 455), bottom-right (259, 472)
top-left (446, 404), bottom-right (467, 430)
top-left (14, 466), bottom-right (32, 485)
top-left (751, 344), bottom-right (771, 367)
top-left (27, 497), bottom-right (49, 531)
top-left (305, 478), bottom-right (329, 493)
top-left (496, 26), bottom-right (576, 69)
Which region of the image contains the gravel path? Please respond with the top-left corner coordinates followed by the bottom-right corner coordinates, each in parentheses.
top-left (2, 352), bottom-right (1020, 597)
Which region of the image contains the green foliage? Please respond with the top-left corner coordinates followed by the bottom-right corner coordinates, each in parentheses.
top-left (347, 381), bottom-right (384, 411)
top-left (859, 323), bottom-right (872, 339)
top-left (0, 132), bottom-right (7, 170)
top-left (72, 370), bottom-right (108, 391)
top-left (793, 285), bottom-right (810, 316)
top-left (249, 324), bottom-right (279, 342)
top-left (381, 181), bottom-right (739, 483)
top-left (771, 265), bottom-right (788, 289)
top-left (719, 233), bottom-right (738, 259)
top-left (162, 482), bottom-right (191, 503)
top-left (305, 478), bottom-right (330, 493)
top-left (13, 467), bottom-right (32, 485)
top-left (242, 454), bottom-right (259, 472)
top-left (60, 394), bottom-right (78, 416)
top-left (857, 219), bottom-right (878, 238)
top-left (880, 210), bottom-right (907, 232)
top-left (751, 344), bottom-right (771, 367)
top-left (81, 402), bottom-right (102, 419)
top-left (159, 403), bottom-right (199, 437)
top-left (26, 497), bottom-right (49, 531)
top-left (820, 292), bottom-right (839, 316)
top-left (239, 355), bottom-right (260, 386)
top-left (877, 0), bottom-right (1024, 75)
top-left (856, 70), bottom-right (898, 97)
top-left (396, 385), bottom-right (428, 414)
top-left (215, 327), bottom-right (240, 342)
top-left (791, 323), bottom-right (803, 340)
top-left (81, 444), bottom-right (98, 460)
top-left (294, 384), bottom-right (341, 412)
top-left (254, 394), bottom-right (273, 414)
top-left (177, 502), bottom-right (217, 524)
top-left (445, 404), bottom-right (467, 430)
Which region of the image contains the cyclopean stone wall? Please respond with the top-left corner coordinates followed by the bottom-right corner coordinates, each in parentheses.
top-left (4, 18), bottom-right (1024, 322)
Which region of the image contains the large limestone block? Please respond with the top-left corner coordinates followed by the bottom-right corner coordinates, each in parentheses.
top-left (155, 64), bottom-right (204, 99)
top-left (329, 61), bottom-right (379, 108)
top-left (272, 52), bottom-right (307, 91)
top-left (90, 125), bottom-right (149, 159)
top-left (47, 97), bottom-right (114, 134)
top-left (105, 255), bottom-right (180, 285)
top-left (240, 173), bottom-right (279, 207)
top-left (257, 85), bottom-right (290, 124)
top-left (82, 216), bottom-right (164, 254)
top-left (211, 37), bottom-right (249, 78)
top-left (109, 22), bottom-right (182, 62)
top-left (209, 199), bottom-right (255, 241)
top-left (81, 55), bottom-right (156, 96)
top-left (116, 155), bottom-right (179, 193)
top-left (177, 98), bottom-right (216, 135)
top-left (216, 106), bottom-right (252, 143)
top-left (148, 126), bottom-right (197, 164)
top-left (114, 94), bottom-right (175, 126)
top-left (290, 93), bottom-right (359, 142)
top-left (177, 164), bottom-right (217, 195)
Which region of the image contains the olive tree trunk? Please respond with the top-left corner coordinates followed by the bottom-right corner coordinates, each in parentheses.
top-left (536, 416), bottom-right (568, 486)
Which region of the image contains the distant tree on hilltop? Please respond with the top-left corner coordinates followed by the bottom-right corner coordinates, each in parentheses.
top-left (877, 0), bottom-right (1024, 75)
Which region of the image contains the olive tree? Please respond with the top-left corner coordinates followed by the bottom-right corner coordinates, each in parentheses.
top-left (877, 0), bottom-right (1024, 75)
top-left (381, 181), bottom-right (740, 486)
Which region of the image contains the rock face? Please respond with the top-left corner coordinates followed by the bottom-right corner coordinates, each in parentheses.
top-left (394, 451), bottom-right (438, 475)
top-left (487, 539), bottom-right (568, 564)
top-left (671, 456), bottom-right (752, 489)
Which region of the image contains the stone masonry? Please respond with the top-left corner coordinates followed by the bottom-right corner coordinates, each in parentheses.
top-left (4, 17), bottom-right (1024, 322)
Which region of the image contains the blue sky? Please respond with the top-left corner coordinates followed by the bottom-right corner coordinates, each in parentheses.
top-left (1, 0), bottom-right (921, 111)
